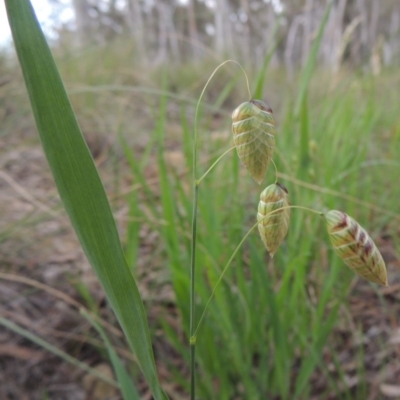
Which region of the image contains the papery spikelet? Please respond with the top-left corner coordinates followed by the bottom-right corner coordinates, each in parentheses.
top-left (257, 183), bottom-right (290, 257)
top-left (325, 210), bottom-right (388, 286)
top-left (232, 100), bottom-right (275, 184)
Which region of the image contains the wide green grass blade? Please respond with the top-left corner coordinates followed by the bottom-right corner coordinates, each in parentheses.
top-left (5, 1), bottom-right (166, 399)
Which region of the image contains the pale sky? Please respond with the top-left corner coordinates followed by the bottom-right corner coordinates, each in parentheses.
top-left (0, 0), bottom-right (74, 48)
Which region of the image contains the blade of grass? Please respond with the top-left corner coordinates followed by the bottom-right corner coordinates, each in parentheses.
top-left (294, 1), bottom-right (332, 173)
top-left (0, 314), bottom-right (118, 388)
top-left (212, 72), bottom-right (240, 109)
top-left (298, 92), bottom-right (309, 173)
top-left (118, 132), bottom-right (158, 212)
top-left (252, 21), bottom-right (281, 99)
top-left (82, 309), bottom-right (140, 400)
top-left (5, 2), bottom-right (167, 398)
top-left (293, 302), bottom-right (341, 399)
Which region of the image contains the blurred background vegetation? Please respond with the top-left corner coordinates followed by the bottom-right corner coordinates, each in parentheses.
top-left (60, 0), bottom-right (400, 71)
top-left (1, 0), bottom-right (400, 399)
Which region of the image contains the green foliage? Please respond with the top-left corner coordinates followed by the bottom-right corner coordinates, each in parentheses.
top-left (0, 315), bottom-right (119, 388)
top-left (117, 62), bottom-right (400, 398)
top-left (4, 1), bottom-right (400, 399)
top-left (295, 1), bottom-right (332, 175)
top-left (82, 310), bottom-right (141, 400)
top-left (5, 1), bottom-right (166, 399)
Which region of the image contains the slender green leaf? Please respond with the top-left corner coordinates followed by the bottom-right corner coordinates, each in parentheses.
top-left (293, 302), bottom-right (340, 399)
top-left (0, 315), bottom-right (118, 388)
top-left (252, 20), bottom-right (281, 99)
top-left (299, 92), bottom-right (310, 172)
top-left (82, 310), bottom-right (140, 400)
top-left (294, 2), bottom-right (332, 174)
top-left (118, 133), bottom-right (158, 212)
top-left (212, 73), bottom-right (239, 110)
top-left (5, 1), bottom-right (166, 399)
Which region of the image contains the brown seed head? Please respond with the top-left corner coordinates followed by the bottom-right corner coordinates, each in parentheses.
top-left (325, 210), bottom-right (388, 286)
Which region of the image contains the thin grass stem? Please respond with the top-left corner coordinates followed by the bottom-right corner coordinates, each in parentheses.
top-left (189, 182), bottom-right (198, 400)
top-left (196, 146), bottom-right (236, 185)
top-left (194, 205), bottom-right (323, 336)
top-left (190, 60), bottom-right (251, 400)
top-left (278, 172), bottom-right (400, 221)
top-left (271, 159), bottom-right (278, 183)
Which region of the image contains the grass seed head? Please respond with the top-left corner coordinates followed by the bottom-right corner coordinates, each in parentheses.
top-left (232, 100), bottom-right (275, 184)
top-left (257, 182), bottom-right (290, 258)
top-left (325, 210), bottom-right (388, 286)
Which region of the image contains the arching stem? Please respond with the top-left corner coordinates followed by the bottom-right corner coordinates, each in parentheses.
top-left (271, 159), bottom-right (279, 183)
top-left (196, 146), bottom-right (236, 185)
top-left (193, 205), bottom-right (323, 337)
top-left (190, 60), bottom-right (251, 400)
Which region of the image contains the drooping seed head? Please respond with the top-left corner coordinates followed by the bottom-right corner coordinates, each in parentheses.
top-left (257, 182), bottom-right (290, 258)
top-left (325, 210), bottom-right (388, 286)
top-left (232, 100), bottom-right (275, 184)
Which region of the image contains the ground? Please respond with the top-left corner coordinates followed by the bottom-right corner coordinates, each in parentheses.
top-left (0, 121), bottom-right (399, 400)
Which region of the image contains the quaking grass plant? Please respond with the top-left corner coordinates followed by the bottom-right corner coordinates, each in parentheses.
top-left (188, 61), bottom-right (389, 399)
top-left (6, 1), bottom-right (390, 399)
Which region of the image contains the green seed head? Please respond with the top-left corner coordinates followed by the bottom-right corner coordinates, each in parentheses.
top-left (325, 210), bottom-right (388, 286)
top-left (232, 100), bottom-right (275, 184)
top-left (257, 182), bottom-right (290, 258)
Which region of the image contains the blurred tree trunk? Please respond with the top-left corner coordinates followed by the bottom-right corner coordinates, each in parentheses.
top-left (69, 0), bottom-right (400, 68)
top-left (72, 0), bottom-right (92, 46)
top-left (125, 0), bottom-right (147, 64)
top-left (155, 2), bottom-right (180, 64)
top-left (356, 0), bottom-right (369, 60)
top-left (333, 0), bottom-right (347, 66)
top-left (285, 14), bottom-right (303, 79)
top-left (187, 0), bottom-right (200, 59)
top-left (253, 3), bottom-right (279, 68)
top-left (156, 2), bottom-right (167, 63)
top-left (165, 3), bottom-right (180, 63)
top-left (386, 4), bottom-right (400, 64)
top-left (239, 0), bottom-right (250, 62)
top-left (215, 0), bottom-right (226, 54)
top-left (224, 1), bottom-right (235, 58)
top-left (369, 0), bottom-right (379, 48)
top-left (213, 0), bottom-right (235, 57)
top-left (302, 0), bottom-right (313, 66)
top-left (322, 0), bottom-right (340, 66)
